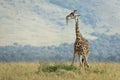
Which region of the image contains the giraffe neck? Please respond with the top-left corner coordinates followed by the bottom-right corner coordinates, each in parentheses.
top-left (75, 19), bottom-right (83, 41)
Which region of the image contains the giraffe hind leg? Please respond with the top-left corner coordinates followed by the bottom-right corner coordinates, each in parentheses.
top-left (83, 55), bottom-right (89, 68)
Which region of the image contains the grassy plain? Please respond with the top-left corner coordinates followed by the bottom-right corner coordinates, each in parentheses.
top-left (0, 62), bottom-right (120, 80)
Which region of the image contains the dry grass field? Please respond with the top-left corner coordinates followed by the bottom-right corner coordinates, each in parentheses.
top-left (0, 62), bottom-right (120, 80)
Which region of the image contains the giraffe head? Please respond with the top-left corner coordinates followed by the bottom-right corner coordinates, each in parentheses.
top-left (66, 10), bottom-right (80, 24)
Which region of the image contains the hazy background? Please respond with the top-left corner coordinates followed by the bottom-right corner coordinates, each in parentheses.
top-left (0, 0), bottom-right (120, 62)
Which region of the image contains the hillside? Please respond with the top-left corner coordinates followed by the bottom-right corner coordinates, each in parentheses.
top-left (0, 33), bottom-right (120, 62)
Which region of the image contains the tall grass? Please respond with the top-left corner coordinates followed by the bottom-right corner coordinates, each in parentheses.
top-left (0, 62), bottom-right (120, 80)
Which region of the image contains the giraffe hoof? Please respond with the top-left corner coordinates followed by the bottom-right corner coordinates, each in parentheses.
top-left (86, 64), bottom-right (89, 68)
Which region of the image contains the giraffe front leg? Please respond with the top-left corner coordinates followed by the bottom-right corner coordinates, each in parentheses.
top-left (71, 52), bottom-right (76, 66)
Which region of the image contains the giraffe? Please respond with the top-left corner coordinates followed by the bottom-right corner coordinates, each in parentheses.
top-left (66, 10), bottom-right (90, 68)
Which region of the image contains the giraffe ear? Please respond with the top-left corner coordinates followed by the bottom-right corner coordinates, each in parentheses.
top-left (66, 15), bottom-right (69, 24)
top-left (66, 19), bottom-right (68, 24)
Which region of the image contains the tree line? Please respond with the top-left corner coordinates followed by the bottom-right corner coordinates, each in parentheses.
top-left (0, 33), bottom-right (120, 62)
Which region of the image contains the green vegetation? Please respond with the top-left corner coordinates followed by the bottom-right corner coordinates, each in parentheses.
top-left (0, 62), bottom-right (120, 80)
